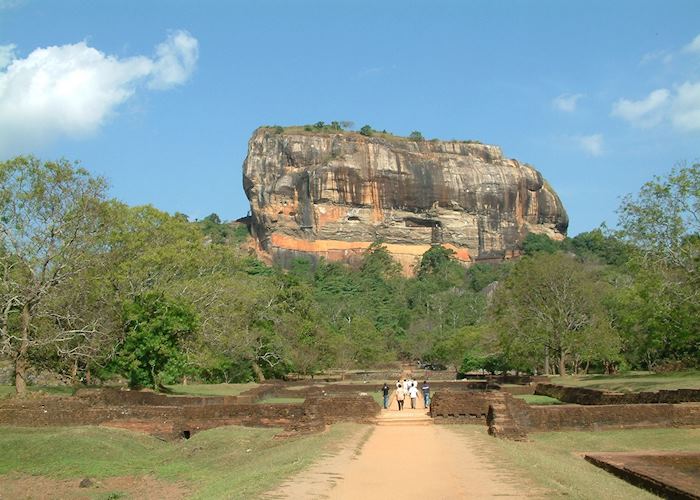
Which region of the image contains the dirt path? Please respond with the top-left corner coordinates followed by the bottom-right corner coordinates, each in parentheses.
top-left (265, 409), bottom-right (540, 499)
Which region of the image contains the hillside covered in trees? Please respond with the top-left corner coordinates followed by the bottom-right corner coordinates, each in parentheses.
top-left (1, 156), bottom-right (698, 394)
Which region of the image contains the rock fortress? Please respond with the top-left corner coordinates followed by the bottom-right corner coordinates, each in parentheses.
top-left (243, 126), bottom-right (569, 274)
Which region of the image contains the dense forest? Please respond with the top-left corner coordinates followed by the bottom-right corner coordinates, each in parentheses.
top-left (1, 156), bottom-right (698, 393)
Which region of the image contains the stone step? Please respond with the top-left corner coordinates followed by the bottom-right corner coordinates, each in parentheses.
top-left (374, 418), bottom-right (434, 426)
top-left (373, 410), bottom-right (434, 426)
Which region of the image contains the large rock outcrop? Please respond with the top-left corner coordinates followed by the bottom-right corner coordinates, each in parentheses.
top-left (243, 127), bottom-right (568, 274)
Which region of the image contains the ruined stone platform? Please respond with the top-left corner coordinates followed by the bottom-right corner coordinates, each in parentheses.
top-left (585, 451), bottom-right (700, 499)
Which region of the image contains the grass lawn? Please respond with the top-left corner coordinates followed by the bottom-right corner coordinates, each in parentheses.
top-left (0, 385), bottom-right (77, 398)
top-left (552, 370), bottom-right (700, 392)
top-left (0, 423), bottom-right (363, 499)
top-left (257, 396), bottom-right (305, 404)
top-left (165, 383), bottom-right (258, 397)
top-left (454, 426), bottom-right (700, 499)
top-left (514, 394), bottom-right (563, 405)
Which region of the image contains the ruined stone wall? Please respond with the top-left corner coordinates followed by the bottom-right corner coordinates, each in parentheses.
top-left (500, 385), bottom-right (536, 395)
top-left (535, 384), bottom-right (700, 405)
top-left (267, 381), bottom-right (497, 401)
top-left (514, 403), bottom-right (700, 432)
top-left (0, 388), bottom-right (381, 440)
top-left (304, 394), bottom-right (380, 424)
top-left (430, 390), bottom-right (502, 423)
top-left (0, 396), bottom-right (305, 433)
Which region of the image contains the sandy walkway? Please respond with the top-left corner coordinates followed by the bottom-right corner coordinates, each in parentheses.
top-left (265, 410), bottom-right (539, 499)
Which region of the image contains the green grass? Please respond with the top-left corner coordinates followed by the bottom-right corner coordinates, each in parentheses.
top-left (257, 397), bottom-right (305, 404)
top-left (0, 385), bottom-right (77, 398)
top-left (165, 383), bottom-right (258, 397)
top-left (553, 370), bottom-right (700, 392)
top-left (0, 423), bottom-right (363, 499)
top-left (453, 426), bottom-right (700, 500)
top-left (369, 391), bottom-right (385, 406)
top-left (514, 394), bottom-right (563, 405)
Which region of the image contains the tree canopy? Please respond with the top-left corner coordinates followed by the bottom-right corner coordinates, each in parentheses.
top-left (1, 155), bottom-right (697, 393)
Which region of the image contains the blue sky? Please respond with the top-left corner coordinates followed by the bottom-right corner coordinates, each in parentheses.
top-left (1, 0), bottom-right (699, 236)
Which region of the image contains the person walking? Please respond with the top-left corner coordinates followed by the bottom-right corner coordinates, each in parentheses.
top-left (381, 383), bottom-right (390, 409)
top-left (422, 380), bottom-right (431, 408)
top-left (395, 385), bottom-right (406, 411)
top-left (408, 383), bottom-right (419, 409)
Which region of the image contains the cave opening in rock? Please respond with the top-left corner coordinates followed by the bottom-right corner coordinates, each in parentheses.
top-left (404, 217), bottom-right (441, 228)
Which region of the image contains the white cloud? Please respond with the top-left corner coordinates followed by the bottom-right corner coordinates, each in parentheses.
top-left (148, 30), bottom-right (199, 90)
top-left (640, 49), bottom-right (673, 65)
top-left (611, 88), bottom-right (669, 128)
top-left (0, 44), bottom-right (16, 69)
top-left (612, 33), bottom-right (700, 134)
top-left (0, 0), bottom-right (24, 10)
top-left (0, 31), bottom-right (198, 156)
top-left (575, 134), bottom-right (603, 157)
top-left (671, 81), bottom-right (700, 131)
top-left (683, 33), bottom-right (700, 54)
top-left (552, 93), bottom-right (583, 112)
top-left (612, 82), bottom-right (700, 133)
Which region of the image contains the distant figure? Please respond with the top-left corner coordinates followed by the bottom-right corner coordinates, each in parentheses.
top-left (408, 383), bottom-right (419, 409)
top-left (396, 379), bottom-right (402, 389)
top-left (381, 383), bottom-right (390, 409)
top-left (422, 380), bottom-right (431, 408)
top-left (396, 385), bottom-right (406, 410)
top-left (403, 378), bottom-right (409, 394)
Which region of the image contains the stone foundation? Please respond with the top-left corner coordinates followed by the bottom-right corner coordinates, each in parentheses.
top-left (0, 388), bottom-right (380, 440)
top-left (585, 452), bottom-right (700, 499)
top-left (430, 390), bottom-right (502, 423)
top-left (513, 403), bottom-right (700, 432)
top-left (429, 388), bottom-right (700, 440)
top-left (534, 384), bottom-right (700, 405)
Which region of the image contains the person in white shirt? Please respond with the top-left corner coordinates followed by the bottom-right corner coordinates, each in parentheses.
top-left (395, 385), bottom-right (406, 411)
top-left (408, 384), bottom-right (419, 409)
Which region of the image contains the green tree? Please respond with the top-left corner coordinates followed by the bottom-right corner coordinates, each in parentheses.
top-left (417, 245), bottom-right (455, 278)
top-left (113, 293), bottom-right (197, 389)
top-left (571, 228), bottom-right (632, 266)
top-left (617, 162), bottom-right (699, 269)
top-left (408, 130), bottom-right (424, 141)
top-left (614, 163), bottom-right (700, 368)
top-left (522, 233), bottom-right (562, 255)
top-left (359, 125), bottom-right (373, 136)
top-left (490, 252), bottom-right (620, 375)
top-left (466, 262), bottom-right (512, 292)
top-left (0, 157), bottom-right (108, 394)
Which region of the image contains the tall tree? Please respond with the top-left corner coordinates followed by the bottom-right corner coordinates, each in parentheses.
top-left (113, 292), bottom-right (197, 389)
top-left (490, 252), bottom-right (620, 375)
top-left (0, 157), bottom-right (108, 394)
top-left (615, 163), bottom-right (700, 368)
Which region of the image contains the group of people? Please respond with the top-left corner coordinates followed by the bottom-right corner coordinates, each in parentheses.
top-left (381, 378), bottom-right (430, 410)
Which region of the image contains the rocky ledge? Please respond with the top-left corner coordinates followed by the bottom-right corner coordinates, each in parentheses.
top-left (243, 127), bottom-right (568, 274)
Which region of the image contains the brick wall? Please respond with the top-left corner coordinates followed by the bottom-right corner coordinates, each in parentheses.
top-left (505, 401), bottom-right (700, 432)
top-left (535, 384), bottom-right (700, 405)
top-left (0, 389), bottom-right (380, 440)
top-left (430, 390), bottom-right (502, 423)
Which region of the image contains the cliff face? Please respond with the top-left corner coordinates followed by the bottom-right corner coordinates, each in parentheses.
top-left (243, 128), bottom-right (568, 274)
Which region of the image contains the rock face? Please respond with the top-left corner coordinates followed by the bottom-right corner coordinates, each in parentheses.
top-left (243, 128), bottom-right (568, 274)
